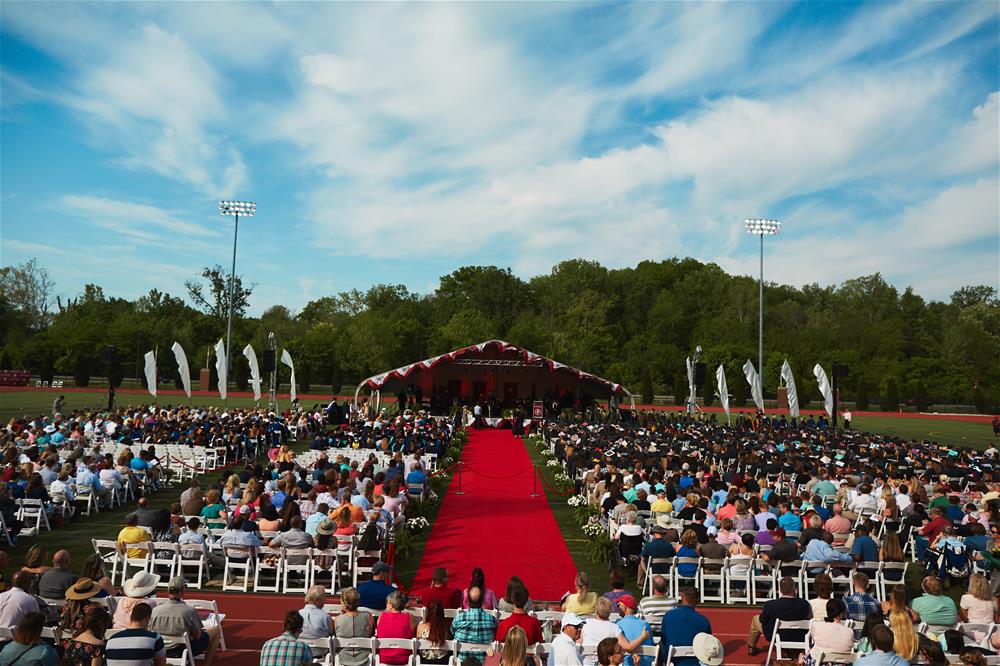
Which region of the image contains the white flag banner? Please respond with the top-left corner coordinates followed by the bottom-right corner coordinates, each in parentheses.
top-left (686, 356), bottom-right (694, 404)
top-left (243, 343), bottom-right (262, 401)
top-left (143, 351), bottom-right (157, 399)
top-left (171, 342), bottom-right (191, 399)
top-left (280, 348), bottom-right (296, 404)
top-left (214, 339), bottom-right (228, 401)
top-left (781, 359), bottom-right (799, 419)
top-left (743, 359), bottom-right (764, 411)
top-left (716, 365), bottom-right (730, 423)
top-left (814, 363), bottom-right (834, 419)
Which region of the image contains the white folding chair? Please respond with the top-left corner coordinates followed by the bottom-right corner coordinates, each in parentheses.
top-left (16, 499), bottom-right (50, 535)
top-left (334, 636), bottom-right (376, 665)
top-left (876, 562), bottom-right (908, 602)
top-left (311, 548), bottom-right (340, 595)
top-left (150, 543), bottom-right (181, 584)
top-left (119, 542), bottom-right (153, 585)
top-left (283, 547), bottom-right (314, 594)
top-left (93, 539), bottom-right (123, 585)
top-left (178, 542), bottom-right (211, 590)
top-left (374, 637), bottom-right (416, 666)
top-left (672, 557), bottom-right (700, 597)
top-left (184, 598), bottom-right (227, 650)
top-left (699, 558), bottom-right (727, 603)
top-left (253, 546), bottom-right (283, 593)
top-left (301, 636), bottom-right (334, 665)
top-left (222, 545), bottom-right (256, 592)
top-left (765, 619), bottom-right (812, 666)
top-left (664, 645), bottom-right (696, 666)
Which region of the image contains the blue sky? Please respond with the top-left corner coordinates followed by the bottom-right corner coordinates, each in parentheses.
top-left (1, 2), bottom-right (997, 314)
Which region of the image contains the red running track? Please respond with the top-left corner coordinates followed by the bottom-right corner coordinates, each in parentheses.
top-left (410, 429), bottom-right (579, 602)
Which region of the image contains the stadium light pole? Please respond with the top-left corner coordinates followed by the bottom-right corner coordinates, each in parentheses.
top-left (744, 218), bottom-right (781, 404)
top-left (219, 200), bottom-right (256, 392)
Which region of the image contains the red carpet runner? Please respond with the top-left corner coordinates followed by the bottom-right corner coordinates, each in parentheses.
top-left (410, 429), bottom-right (578, 601)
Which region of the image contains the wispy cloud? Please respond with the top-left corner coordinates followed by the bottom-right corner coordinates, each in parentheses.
top-left (58, 195), bottom-right (219, 241)
top-left (1, 1), bottom-right (996, 311)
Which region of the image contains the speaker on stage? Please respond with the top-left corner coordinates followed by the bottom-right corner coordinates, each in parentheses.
top-left (262, 349), bottom-right (276, 373)
top-left (694, 362), bottom-right (706, 386)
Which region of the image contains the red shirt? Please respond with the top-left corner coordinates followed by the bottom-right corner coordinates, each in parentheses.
top-left (921, 516), bottom-right (951, 542)
top-left (496, 612), bottom-right (543, 644)
top-left (421, 585), bottom-right (462, 609)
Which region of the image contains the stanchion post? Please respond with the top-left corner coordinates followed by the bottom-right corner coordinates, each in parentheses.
top-left (530, 465), bottom-right (541, 498)
top-left (454, 461), bottom-right (466, 495)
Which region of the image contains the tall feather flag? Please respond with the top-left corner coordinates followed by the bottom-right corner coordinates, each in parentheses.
top-left (716, 365), bottom-right (730, 423)
top-left (214, 339), bottom-right (228, 401)
top-left (143, 351), bottom-right (157, 399)
top-left (814, 363), bottom-right (834, 419)
top-left (243, 344), bottom-right (262, 401)
top-left (171, 342), bottom-right (191, 399)
top-left (743, 359), bottom-right (764, 411)
top-left (280, 349), bottom-right (296, 404)
top-left (780, 359), bottom-right (799, 419)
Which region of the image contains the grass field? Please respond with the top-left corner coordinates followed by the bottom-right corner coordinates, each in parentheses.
top-left (851, 414), bottom-right (997, 449)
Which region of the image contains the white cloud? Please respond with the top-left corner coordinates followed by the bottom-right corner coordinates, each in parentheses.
top-left (2, 2), bottom-right (997, 309)
top-left (717, 177), bottom-right (1000, 296)
top-left (58, 195), bottom-right (219, 242)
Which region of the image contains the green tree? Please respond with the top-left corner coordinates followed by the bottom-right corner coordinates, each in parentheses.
top-left (732, 369), bottom-right (747, 407)
top-left (882, 377), bottom-right (899, 412)
top-left (853, 378), bottom-right (869, 410)
top-left (641, 371), bottom-right (654, 406)
top-left (185, 265), bottom-right (255, 324)
top-left (913, 380), bottom-right (929, 412)
top-left (0, 258), bottom-right (54, 330)
top-left (673, 374), bottom-right (687, 406)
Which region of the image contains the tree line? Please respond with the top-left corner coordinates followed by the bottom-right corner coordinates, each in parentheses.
top-left (1, 257), bottom-right (997, 412)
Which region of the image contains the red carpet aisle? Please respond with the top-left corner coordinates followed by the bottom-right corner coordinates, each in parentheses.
top-left (410, 429), bottom-right (578, 601)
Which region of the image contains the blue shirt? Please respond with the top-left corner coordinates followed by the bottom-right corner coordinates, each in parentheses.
top-left (855, 650), bottom-right (910, 666)
top-left (406, 470), bottom-right (427, 490)
top-left (617, 615), bottom-right (653, 666)
top-left (304, 512), bottom-right (325, 536)
top-left (659, 606), bottom-right (711, 666)
top-left (778, 512), bottom-right (802, 533)
top-left (358, 579), bottom-right (400, 610)
top-left (851, 535), bottom-right (879, 563)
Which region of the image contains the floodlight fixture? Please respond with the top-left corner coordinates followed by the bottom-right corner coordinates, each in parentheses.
top-left (219, 200), bottom-right (256, 216)
top-left (744, 217), bottom-right (782, 409)
top-left (744, 218), bottom-right (781, 235)
top-left (218, 199), bottom-right (256, 401)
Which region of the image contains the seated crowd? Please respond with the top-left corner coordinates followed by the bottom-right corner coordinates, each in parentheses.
top-left (539, 411), bottom-right (1000, 663)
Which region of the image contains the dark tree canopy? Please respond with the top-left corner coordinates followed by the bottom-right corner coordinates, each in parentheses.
top-left (1, 258), bottom-right (996, 412)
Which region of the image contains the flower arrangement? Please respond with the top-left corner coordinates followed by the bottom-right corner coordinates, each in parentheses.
top-left (546, 459), bottom-right (561, 468)
top-left (553, 471), bottom-right (571, 485)
top-left (406, 516), bottom-right (430, 532)
top-left (567, 494), bottom-right (586, 507)
top-left (581, 519), bottom-right (605, 539)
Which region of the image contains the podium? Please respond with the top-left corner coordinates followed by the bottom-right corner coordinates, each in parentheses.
top-left (777, 387), bottom-right (788, 411)
top-left (199, 368), bottom-right (211, 392)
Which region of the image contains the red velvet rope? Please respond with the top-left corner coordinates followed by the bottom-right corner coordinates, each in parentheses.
top-left (535, 465), bottom-right (576, 496)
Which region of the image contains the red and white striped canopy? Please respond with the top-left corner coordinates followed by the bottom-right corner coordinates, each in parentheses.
top-left (360, 339), bottom-right (630, 397)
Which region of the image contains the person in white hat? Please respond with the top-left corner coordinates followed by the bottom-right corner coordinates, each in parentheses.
top-left (113, 571), bottom-right (161, 629)
top-left (692, 632), bottom-right (723, 666)
top-left (548, 612), bottom-right (585, 666)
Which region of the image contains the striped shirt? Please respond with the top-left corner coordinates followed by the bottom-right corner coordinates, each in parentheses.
top-left (105, 628), bottom-right (166, 666)
top-left (637, 595), bottom-right (676, 628)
